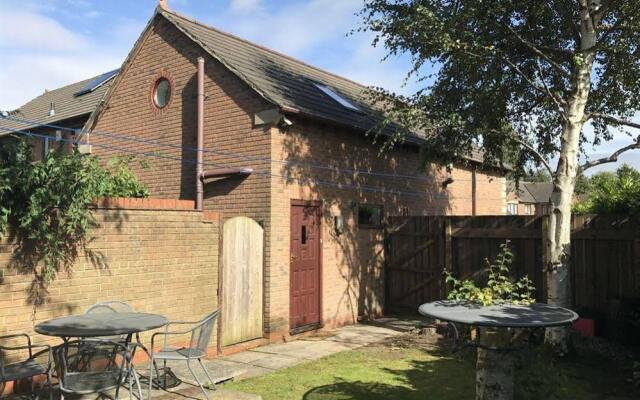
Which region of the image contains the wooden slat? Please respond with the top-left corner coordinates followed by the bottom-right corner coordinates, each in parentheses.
top-left (385, 214), bottom-right (640, 334)
top-left (222, 217), bottom-right (264, 347)
top-left (451, 227), bottom-right (542, 239)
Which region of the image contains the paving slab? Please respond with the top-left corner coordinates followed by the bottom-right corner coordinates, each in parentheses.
top-left (248, 340), bottom-right (312, 357)
top-left (325, 325), bottom-right (402, 346)
top-left (284, 340), bottom-right (356, 360)
top-left (246, 353), bottom-right (304, 370)
top-left (155, 386), bottom-right (261, 400)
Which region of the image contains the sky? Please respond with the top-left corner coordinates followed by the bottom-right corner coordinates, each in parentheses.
top-left (0, 0), bottom-right (638, 174)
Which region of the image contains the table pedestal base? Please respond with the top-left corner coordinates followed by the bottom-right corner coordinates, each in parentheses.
top-left (475, 327), bottom-right (514, 400)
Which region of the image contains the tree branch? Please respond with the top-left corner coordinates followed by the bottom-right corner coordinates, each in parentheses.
top-left (588, 113), bottom-right (640, 129)
top-left (506, 133), bottom-right (554, 176)
top-left (504, 24), bottom-right (572, 78)
top-left (500, 55), bottom-right (561, 106)
top-left (535, 58), bottom-right (568, 121)
top-left (580, 135), bottom-right (640, 171)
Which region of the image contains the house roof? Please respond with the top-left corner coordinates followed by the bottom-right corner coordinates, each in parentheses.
top-left (1, 5), bottom-right (505, 169)
top-left (157, 9), bottom-right (427, 144)
top-left (522, 182), bottom-right (554, 203)
top-left (507, 181), bottom-right (553, 204)
top-left (0, 71), bottom-right (117, 135)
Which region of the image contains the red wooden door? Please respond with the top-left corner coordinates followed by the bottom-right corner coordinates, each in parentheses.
top-left (290, 203), bottom-right (321, 331)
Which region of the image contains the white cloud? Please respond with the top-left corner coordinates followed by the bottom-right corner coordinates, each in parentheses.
top-left (0, 5), bottom-right (137, 110)
top-left (330, 33), bottom-right (421, 95)
top-left (0, 10), bottom-right (87, 51)
top-left (229, 0), bottom-right (262, 13)
top-left (84, 10), bottom-right (102, 18)
top-left (212, 0), bottom-right (363, 57)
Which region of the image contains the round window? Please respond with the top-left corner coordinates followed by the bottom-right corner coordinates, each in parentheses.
top-left (153, 78), bottom-right (171, 109)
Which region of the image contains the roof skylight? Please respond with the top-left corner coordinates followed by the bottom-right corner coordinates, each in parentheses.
top-left (74, 69), bottom-right (119, 97)
top-left (312, 83), bottom-right (361, 112)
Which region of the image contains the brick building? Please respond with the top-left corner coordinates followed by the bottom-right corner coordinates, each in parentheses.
top-left (0, 3), bottom-right (507, 350)
top-left (506, 181), bottom-right (553, 215)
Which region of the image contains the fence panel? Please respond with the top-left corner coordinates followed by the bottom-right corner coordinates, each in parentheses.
top-left (385, 214), bottom-right (640, 339)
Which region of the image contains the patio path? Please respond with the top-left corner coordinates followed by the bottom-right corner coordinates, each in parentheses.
top-left (155, 322), bottom-right (405, 399)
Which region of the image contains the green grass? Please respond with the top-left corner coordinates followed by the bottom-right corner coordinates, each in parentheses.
top-left (225, 341), bottom-right (640, 400)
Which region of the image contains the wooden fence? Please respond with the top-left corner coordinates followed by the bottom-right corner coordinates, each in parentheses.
top-left (384, 215), bottom-right (640, 341)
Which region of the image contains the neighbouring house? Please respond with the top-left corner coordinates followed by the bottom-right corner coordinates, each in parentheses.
top-left (0, 70), bottom-right (118, 159)
top-left (0, 2), bottom-right (509, 351)
top-left (506, 181), bottom-right (554, 215)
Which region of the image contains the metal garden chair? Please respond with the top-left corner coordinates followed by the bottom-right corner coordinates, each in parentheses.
top-left (147, 309), bottom-right (220, 400)
top-left (79, 301), bottom-right (133, 369)
top-left (54, 339), bottom-right (142, 400)
top-left (0, 334), bottom-right (53, 400)
top-left (80, 301), bottom-right (143, 397)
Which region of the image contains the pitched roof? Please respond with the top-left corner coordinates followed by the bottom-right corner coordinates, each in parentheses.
top-left (0, 71), bottom-right (117, 135)
top-left (159, 9), bottom-right (425, 143)
top-left (522, 182), bottom-right (554, 203)
top-left (507, 181), bottom-right (553, 203)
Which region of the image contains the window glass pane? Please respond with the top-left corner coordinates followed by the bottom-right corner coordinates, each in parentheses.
top-left (313, 83), bottom-right (361, 111)
top-left (358, 205), bottom-right (383, 227)
top-left (301, 225), bottom-right (307, 244)
top-left (154, 78), bottom-right (171, 108)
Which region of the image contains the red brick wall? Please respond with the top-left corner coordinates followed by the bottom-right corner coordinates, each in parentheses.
top-left (0, 204), bottom-right (219, 375)
top-left (267, 118), bottom-right (506, 337)
top-left (90, 15), bottom-right (272, 223)
top-left (89, 17), bottom-right (274, 337)
top-left (87, 14), bottom-right (506, 341)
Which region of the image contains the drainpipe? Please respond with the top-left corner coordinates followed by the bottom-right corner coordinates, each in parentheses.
top-left (471, 167), bottom-right (477, 216)
top-left (196, 57), bottom-right (205, 211)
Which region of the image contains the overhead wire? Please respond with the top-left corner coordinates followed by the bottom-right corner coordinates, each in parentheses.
top-left (0, 115), bottom-right (477, 184)
top-left (0, 126), bottom-right (472, 200)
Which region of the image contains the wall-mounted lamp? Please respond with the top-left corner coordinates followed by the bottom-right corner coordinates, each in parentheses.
top-left (442, 177), bottom-right (454, 188)
top-left (334, 215), bottom-right (344, 236)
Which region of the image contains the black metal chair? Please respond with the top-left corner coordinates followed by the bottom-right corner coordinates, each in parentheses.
top-left (148, 310), bottom-right (220, 400)
top-left (0, 334), bottom-right (53, 400)
top-left (54, 339), bottom-right (141, 400)
top-left (79, 301), bottom-right (143, 398)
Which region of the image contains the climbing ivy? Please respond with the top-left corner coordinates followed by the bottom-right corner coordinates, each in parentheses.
top-left (443, 241), bottom-right (535, 306)
top-left (0, 139), bottom-right (148, 300)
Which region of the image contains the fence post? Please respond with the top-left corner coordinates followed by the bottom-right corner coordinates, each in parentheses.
top-left (443, 218), bottom-right (453, 298)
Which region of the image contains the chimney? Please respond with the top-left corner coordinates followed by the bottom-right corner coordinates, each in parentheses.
top-left (158, 0), bottom-right (170, 11)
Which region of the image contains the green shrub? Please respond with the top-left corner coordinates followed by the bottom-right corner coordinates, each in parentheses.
top-left (443, 241), bottom-right (535, 306)
top-left (573, 164), bottom-right (640, 215)
top-left (0, 140), bottom-right (148, 299)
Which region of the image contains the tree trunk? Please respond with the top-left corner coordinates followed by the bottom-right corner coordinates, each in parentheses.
top-left (545, 1), bottom-right (600, 353)
top-left (475, 327), bottom-right (514, 400)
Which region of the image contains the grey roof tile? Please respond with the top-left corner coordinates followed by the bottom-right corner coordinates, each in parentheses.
top-left (0, 72), bottom-right (116, 135)
top-left (522, 182), bottom-right (554, 203)
top-left (507, 181), bottom-right (553, 203)
top-left (161, 10), bottom-right (412, 139)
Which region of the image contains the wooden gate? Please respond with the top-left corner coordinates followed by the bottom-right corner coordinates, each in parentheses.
top-left (385, 216), bottom-right (543, 311)
top-left (221, 216), bottom-right (264, 347)
top-left (385, 217), bottom-right (447, 310)
top-left (385, 215), bottom-right (640, 334)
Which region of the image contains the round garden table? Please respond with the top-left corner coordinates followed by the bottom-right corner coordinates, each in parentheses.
top-left (418, 300), bottom-right (578, 400)
top-left (35, 312), bottom-right (168, 338)
top-left (36, 312), bottom-right (168, 399)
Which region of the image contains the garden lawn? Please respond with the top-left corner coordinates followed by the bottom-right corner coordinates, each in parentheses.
top-left (225, 337), bottom-right (639, 400)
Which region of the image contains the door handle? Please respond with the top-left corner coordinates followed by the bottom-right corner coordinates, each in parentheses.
top-left (291, 255), bottom-right (298, 260)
